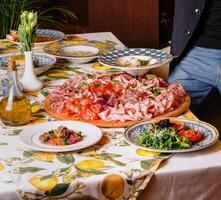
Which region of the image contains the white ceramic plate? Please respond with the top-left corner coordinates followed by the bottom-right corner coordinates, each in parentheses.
top-left (124, 117), bottom-right (219, 153)
top-left (44, 40), bottom-right (115, 64)
top-left (19, 121), bottom-right (102, 152)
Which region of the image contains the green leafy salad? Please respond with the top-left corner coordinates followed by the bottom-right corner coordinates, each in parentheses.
top-left (137, 119), bottom-right (191, 150)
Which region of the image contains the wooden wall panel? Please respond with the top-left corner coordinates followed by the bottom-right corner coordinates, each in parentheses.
top-left (88, 0), bottom-right (159, 48)
top-left (46, 0), bottom-right (174, 48)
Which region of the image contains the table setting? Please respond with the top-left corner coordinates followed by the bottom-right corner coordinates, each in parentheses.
top-left (0, 11), bottom-right (220, 200)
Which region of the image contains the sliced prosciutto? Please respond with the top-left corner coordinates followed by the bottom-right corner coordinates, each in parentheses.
top-left (46, 72), bottom-right (187, 122)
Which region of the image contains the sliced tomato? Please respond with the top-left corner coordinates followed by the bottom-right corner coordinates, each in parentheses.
top-left (68, 136), bottom-right (82, 144)
top-left (64, 96), bottom-right (102, 120)
top-left (90, 104), bottom-right (102, 114)
top-left (89, 80), bottom-right (104, 96)
top-left (80, 98), bottom-right (93, 106)
top-left (73, 98), bottom-right (82, 105)
top-left (103, 83), bottom-right (113, 91)
top-left (65, 100), bottom-right (77, 114)
top-left (178, 129), bottom-right (203, 143)
top-left (112, 83), bottom-right (123, 94)
top-left (81, 108), bottom-right (98, 120)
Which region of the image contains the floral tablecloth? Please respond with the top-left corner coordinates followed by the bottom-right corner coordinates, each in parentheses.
top-left (0, 33), bottom-right (181, 200)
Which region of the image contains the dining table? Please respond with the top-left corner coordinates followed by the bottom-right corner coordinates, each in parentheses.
top-left (0, 32), bottom-right (221, 200)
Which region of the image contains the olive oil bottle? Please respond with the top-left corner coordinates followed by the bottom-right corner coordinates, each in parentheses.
top-left (0, 60), bottom-right (31, 126)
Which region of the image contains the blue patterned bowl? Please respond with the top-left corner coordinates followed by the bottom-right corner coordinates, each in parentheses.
top-left (99, 48), bottom-right (173, 76)
top-left (0, 53), bottom-right (56, 75)
top-left (8, 29), bottom-right (65, 50)
top-left (124, 117), bottom-right (219, 153)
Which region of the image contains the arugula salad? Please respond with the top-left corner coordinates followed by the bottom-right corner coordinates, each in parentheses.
top-left (137, 119), bottom-right (203, 150)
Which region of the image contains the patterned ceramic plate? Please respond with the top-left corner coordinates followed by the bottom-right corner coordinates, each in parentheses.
top-left (44, 40), bottom-right (115, 64)
top-left (8, 29), bottom-right (65, 50)
top-left (98, 48), bottom-right (173, 75)
top-left (0, 53), bottom-right (56, 75)
top-left (124, 117), bottom-right (219, 153)
top-left (19, 121), bottom-right (102, 152)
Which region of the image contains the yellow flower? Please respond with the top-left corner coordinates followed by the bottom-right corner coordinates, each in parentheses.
top-left (136, 149), bottom-right (160, 156)
top-left (28, 12), bottom-right (34, 22)
top-left (32, 152), bottom-right (56, 162)
top-left (101, 174), bottom-right (125, 200)
top-left (0, 163), bottom-right (5, 171)
top-left (29, 175), bottom-right (58, 191)
top-left (25, 24), bottom-right (31, 33)
top-left (75, 160), bottom-right (105, 170)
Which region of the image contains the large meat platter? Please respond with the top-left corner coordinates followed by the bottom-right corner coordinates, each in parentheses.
top-left (44, 72), bottom-right (190, 128)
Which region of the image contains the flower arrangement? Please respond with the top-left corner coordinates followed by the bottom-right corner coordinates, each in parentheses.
top-left (19, 11), bottom-right (43, 92)
top-left (18, 11), bottom-right (37, 52)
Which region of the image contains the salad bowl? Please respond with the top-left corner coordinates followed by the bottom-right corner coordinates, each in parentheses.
top-left (124, 117), bottom-right (219, 153)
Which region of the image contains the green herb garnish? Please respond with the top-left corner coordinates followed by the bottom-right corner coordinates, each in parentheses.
top-left (111, 79), bottom-right (120, 83)
top-left (152, 87), bottom-right (161, 96)
top-left (138, 59), bottom-right (149, 66)
top-left (76, 131), bottom-right (82, 136)
top-left (48, 130), bottom-right (54, 135)
top-left (86, 74), bottom-right (92, 78)
top-left (137, 124), bottom-right (191, 150)
top-left (62, 138), bottom-right (68, 145)
top-left (43, 137), bottom-right (49, 143)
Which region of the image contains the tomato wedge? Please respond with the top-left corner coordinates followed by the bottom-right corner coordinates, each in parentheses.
top-left (89, 80), bottom-right (104, 96)
top-left (65, 97), bottom-right (102, 120)
top-left (178, 129), bottom-right (203, 143)
top-left (80, 98), bottom-right (93, 106)
top-left (112, 83), bottom-right (123, 94)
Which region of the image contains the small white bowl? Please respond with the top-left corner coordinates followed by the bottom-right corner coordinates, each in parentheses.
top-left (59, 45), bottom-right (100, 64)
top-left (44, 40), bottom-right (114, 64)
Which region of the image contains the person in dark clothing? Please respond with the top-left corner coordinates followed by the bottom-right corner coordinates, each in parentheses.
top-left (168, 0), bottom-right (221, 116)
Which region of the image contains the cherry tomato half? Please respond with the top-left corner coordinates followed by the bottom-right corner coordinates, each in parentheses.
top-left (178, 129), bottom-right (203, 143)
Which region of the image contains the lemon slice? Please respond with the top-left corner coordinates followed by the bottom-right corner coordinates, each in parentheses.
top-left (136, 148), bottom-right (160, 156)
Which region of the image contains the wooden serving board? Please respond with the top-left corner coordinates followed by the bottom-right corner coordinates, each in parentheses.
top-left (44, 95), bottom-right (191, 128)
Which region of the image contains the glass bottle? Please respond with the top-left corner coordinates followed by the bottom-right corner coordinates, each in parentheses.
top-left (0, 60), bottom-right (32, 126)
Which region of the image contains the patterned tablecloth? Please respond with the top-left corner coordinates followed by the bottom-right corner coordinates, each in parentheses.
top-left (0, 33), bottom-right (191, 200)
